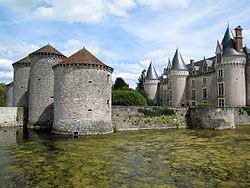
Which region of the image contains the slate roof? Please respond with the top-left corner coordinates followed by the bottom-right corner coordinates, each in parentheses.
top-left (58, 48), bottom-right (109, 67)
top-left (222, 26), bottom-right (235, 49)
top-left (29, 44), bottom-right (65, 57)
top-left (145, 62), bottom-right (159, 80)
top-left (172, 49), bottom-right (188, 70)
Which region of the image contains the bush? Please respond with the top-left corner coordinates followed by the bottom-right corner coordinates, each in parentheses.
top-left (197, 103), bottom-right (216, 107)
top-left (0, 83), bottom-right (6, 106)
top-left (138, 107), bottom-right (175, 116)
top-left (112, 90), bottom-right (147, 106)
top-left (242, 106), bottom-right (250, 115)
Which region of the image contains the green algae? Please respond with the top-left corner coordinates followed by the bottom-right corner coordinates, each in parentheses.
top-left (0, 126), bottom-right (250, 187)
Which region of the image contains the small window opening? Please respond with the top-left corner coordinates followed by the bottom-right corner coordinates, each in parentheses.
top-left (88, 109), bottom-right (92, 111)
top-left (107, 100), bottom-right (110, 104)
top-left (38, 79), bottom-right (41, 81)
top-left (88, 80), bottom-right (92, 83)
top-left (51, 96), bottom-right (54, 98)
top-left (74, 132), bottom-right (78, 135)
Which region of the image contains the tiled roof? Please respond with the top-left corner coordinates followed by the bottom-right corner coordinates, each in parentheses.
top-left (13, 56), bottom-right (31, 64)
top-left (29, 44), bottom-right (65, 56)
top-left (58, 48), bottom-right (108, 66)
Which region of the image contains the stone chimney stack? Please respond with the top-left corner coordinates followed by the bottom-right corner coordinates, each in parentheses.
top-left (234, 26), bottom-right (243, 51)
top-left (190, 59), bottom-right (195, 67)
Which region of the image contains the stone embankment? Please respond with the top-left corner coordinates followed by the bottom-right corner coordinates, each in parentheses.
top-left (0, 107), bottom-right (27, 127)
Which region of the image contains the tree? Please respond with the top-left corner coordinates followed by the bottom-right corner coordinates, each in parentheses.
top-left (136, 70), bottom-right (146, 91)
top-left (113, 77), bottom-right (129, 90)
top-left (112, 90), bottom-right (147, 106)
top-left (0, 83), bottom-right (6, 106)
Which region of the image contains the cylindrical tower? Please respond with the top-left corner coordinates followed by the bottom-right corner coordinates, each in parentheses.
top-left (52, 48), bottom-right (113, 135)
top-left (12, 56), bottom-right (30, 108)
top-left (5, 82), bottom-right (13, 107)
top-left (168, 49), bottom-right (189, 107)
top-left (144, 62), bottom-right (160, 105)
top-left (28, 44), bottom-right (66, 127)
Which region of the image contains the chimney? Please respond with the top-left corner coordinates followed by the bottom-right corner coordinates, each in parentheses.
top-left (234, 26), bottom-right (243, 51)
top-left (190, 59), bottom-right (195, 67)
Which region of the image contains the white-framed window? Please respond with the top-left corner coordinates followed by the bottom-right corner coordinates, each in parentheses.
top-left (218, 98), bottom-right (225, 107)
top-left (202, 88), bottom-right (208, 99)
top-left (191, 80), bottom-right (195, 88)
top-left (217, 82), bottom-right (225, 96)
top-left (191, 89), bottom-right (196, 99)
top-left (217, 68), bottom-right (224, 78)
top-left (191, 101), bottom-right (196, 106)
top-left (202, 77), bottom-right (207, 86)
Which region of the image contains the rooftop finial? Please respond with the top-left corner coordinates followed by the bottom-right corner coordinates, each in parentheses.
top-left (227, 21), bottom-right (230, 28)
top-left (83, 46), bottom-right (85, 49)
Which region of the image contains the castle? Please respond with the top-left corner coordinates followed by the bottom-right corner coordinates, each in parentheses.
top-left (144, 25), bottom-right (250, 107)
top-left (5, 46), bottom-right (113, 135)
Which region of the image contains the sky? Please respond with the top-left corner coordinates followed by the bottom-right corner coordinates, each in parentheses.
top-left (0, 0), bottom-right (249, 88)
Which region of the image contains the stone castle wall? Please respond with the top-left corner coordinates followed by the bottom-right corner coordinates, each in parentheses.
top-left (52, 65), bottom-right (112, 135)
top-left (28, 54), bottom-right (65, 126)
top-left (13, 63), bottom-right (30, 108)
top-left (0, 107), bottom-right (27, 127)
top-left (5, 83), bottom-right (13, 107)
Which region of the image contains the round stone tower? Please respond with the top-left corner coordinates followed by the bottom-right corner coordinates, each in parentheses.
top-left (5, 82), bottom-right (13, 107)
top-left (28, 44), bottom-right (66, 127)
top-left (52, 48), bottom-right (113, 135)
top-left (144, 62), bottom-right (160, 105)
top-left (215, 26), bottom-right (246, 107)
top-left (12, 56), bottom-right (30, 108)
top-left (168, 49), bottom-right (189, 107)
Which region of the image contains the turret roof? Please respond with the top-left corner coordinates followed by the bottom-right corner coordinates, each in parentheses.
top-left (172, 49), bottom-right (188, 70)
top-left (145, 62), bottom-right (159, 80)
top-left (58, 48), bottom-right (108, 67)
top-left (221, 26), bottom-right (235, 50)
top-left (29, 44), bottom-right (65, 57)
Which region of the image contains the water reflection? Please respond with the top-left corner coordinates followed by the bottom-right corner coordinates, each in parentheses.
top-left (0, 126), bottom-right (250, 187)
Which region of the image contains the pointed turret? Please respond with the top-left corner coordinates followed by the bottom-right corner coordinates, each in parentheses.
top-left (167, 58), bottom-right (172, 70)
top-left (221, 26), bottom-right (235, 50)
top-left (145, 62), bottom-right (159, 80)
top-left (172, 49), bottom-right (188, 70)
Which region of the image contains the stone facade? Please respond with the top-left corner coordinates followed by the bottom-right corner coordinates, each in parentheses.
top-left (144, 25), bottom-right (250, 108)
top-left (28, 49), bottom-right (66, 126)
top-left (0, 107), bottom-right (27, 127)
top-left (12, 58), bottom-right (30, 108)
top-left (5, 82), bottom-right (13, 107)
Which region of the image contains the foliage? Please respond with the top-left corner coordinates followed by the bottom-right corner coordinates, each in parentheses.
top-left (0, 83), bottom-right (6, 106)
top-left (138, 107), bottom-right (175, 116)
top-left (112, 90), bottom-right (147, 106)
top-left (112, 124), bottom-right (117, 132)
top-left (136, 70), bottom-right (146, 91)
top-left (197, 103), bottom-right (216, 107)
top-left (112, 77), bottom-right (129, 90)
top-left (242, 106), bottom-right (250, 116)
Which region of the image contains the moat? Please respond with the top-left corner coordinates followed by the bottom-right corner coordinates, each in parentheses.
top-left (0, 126), bottom-right (250, 187)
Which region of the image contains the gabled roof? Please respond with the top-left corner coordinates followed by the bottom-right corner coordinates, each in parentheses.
top-left (145, 62), bottom-right (159, 80)
top-left (13, 56), bottom-right (30, 65)
top-left (58, 48), bottom-right (108, 67)
top-left (29, 44), bottom-right (65, 57)
top-left (172, 49), bottom-right (188, 70)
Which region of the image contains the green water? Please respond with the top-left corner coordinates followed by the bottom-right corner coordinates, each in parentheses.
top-left (0, 126), bottom-right (250, 187)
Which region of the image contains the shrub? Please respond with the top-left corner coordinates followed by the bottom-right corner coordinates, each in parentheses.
top-left (0, 83), bottom-right (6, 107)
top-left (112, 90), bottom-right (147, 106)
top-left (197, 103), bottom-right (216, 107)
top-left (242, 106), bottom-right (250, 115)
top-left (138, 107), bottom-right (175, 116)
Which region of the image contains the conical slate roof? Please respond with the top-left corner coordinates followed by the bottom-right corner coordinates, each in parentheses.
top-left (172, 49), bottom-right (188, 70)
top-left (29, 44), bottom-right (65, 56)
top-left (145, 62), bottom-right (159, 80)
top-left (221, 26), bottom-right (235, 50)
top-left (58, 48), bottom-right (108, 67)
top-left (167, 58), bottom-right (172, 69)
top-left (13, 56), bottom-right (30, 65)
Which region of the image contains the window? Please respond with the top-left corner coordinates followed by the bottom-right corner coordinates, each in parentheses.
top-left (218, 98), bottom-right (225, 107)
top-left (202, 88), bottom-right (208, 99)
top-left (218, 82), bottom-right (225, 96)
top-left (169, 101), bottom-right (172, 107)
top-left (202, 78), bottom-right (207, 86)
top-left (217, 53), bottom-right (222, 63)
top-left (191, 89), bottom-right (196, 99)
top-left (192, 101), bottom-right (196, 106)
top-left (107, 74), bottom-right (110, 84)
top-left (217, 69), bottom-right (224, 78)
top-left (191, 80), bottom-right (195, 88)
top-left (169, 90), bottom-right (173, 100)
top-left (203, 65), bottom-right (208, 72)
top-left (169, 80), bottom-right (172, 89)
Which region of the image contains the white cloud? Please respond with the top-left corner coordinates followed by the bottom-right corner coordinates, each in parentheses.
top-left (0, 59), bottom-right (13, 71)
top-left (244, 29), bottom-right (250, 46)
top-left (108, 0), bottom-right (136, 16)
top-left (137, 0), bottom-right (188, 10)
top-left (0, 0), bottom-right (37, 11)
top-left (0, 71), bottom-right (13, 79)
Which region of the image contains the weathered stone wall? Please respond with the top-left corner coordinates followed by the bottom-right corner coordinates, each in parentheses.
top-left (52, 65), bottom-right (112, 135)
top-left (28, 54), bottom-right (65, 126)
top-left (188, 107), bottom-right (235, 129)
top-left (13, 63), bottom-right (30, 108)
top-left (5, 83), bottom-right (13, 107)
top-left (112, 106), bottom-right (188, 131)
top-left (234, 107), bottom-right (250, 125)
top-left (0, 107), bottom-right (27, 127)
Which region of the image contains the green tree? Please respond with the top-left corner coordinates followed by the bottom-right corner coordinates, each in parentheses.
top-left (136, 70), bottom-right (146, 91)
top-left (112, 90), bottom-right (147, 106)
top-left (0, 83), bottom-right (6, 106)
top-left (113, 77), bottom-right (129, 90)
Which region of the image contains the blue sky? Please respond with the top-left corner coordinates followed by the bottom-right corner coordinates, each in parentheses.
top-left (0, 0), bottom-right (249, 88)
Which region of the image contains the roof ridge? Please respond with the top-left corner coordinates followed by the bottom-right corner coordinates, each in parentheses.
top-left (29, 44), bottom-right (65, 57)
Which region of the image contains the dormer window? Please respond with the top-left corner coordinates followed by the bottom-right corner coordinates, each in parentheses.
top-left (203, 65), bottom-right (208, 72)
top-left (217, 53), bottom-right (222, 63)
